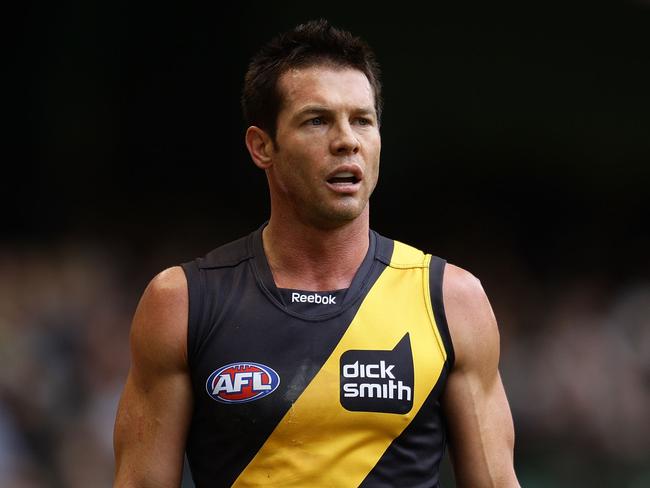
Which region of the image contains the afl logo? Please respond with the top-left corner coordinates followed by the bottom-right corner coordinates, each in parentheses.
top-left (206, 362), bottom-right (280, 404)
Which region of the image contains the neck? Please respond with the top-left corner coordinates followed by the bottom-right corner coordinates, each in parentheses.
top-left (262, 209), bottom-right (370, 291)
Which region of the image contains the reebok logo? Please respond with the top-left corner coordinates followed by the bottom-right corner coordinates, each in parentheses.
top-left (291, 292), bottom-right (337, 305)
top-left (340, 333), bottom-right (414, 414)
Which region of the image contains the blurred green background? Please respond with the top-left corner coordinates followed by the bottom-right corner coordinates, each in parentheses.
top-left (3, 1), bottom-right (650, 486)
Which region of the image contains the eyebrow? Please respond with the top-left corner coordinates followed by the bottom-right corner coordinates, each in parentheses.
top-left (293, 105), bottom-right (376, 119)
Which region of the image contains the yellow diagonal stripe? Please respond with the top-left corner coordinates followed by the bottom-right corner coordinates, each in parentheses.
top-left (233, 242), bottom-right (448, 487)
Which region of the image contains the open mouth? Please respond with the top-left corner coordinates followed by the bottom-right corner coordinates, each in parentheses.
top-left (327, 171), bottom-right (360, 185)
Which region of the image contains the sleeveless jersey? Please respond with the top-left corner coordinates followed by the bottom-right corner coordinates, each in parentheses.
top-left (181, 225), bottom-right (455, 487)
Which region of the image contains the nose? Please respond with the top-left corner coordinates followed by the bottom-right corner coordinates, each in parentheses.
top-left (330, 121), bottom-right (360, 155)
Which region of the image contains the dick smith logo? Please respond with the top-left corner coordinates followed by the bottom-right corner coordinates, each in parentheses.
top-left (342, 360), bottom-right (411, 400)
top-left (340, 333), bottom-right (414, 414)
top-left (206, 362), bottom-right (280, 404)
top-left (291, 292), bottom-right (336, 305)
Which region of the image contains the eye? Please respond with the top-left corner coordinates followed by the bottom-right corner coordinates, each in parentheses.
top-left (356, 117), bottom-right (371, 126)
top-left (308, 117), bottom-right (324, 126)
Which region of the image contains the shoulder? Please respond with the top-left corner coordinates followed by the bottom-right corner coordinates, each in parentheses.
top-left (130, 266), bottom-right (189, 370)
top-left (144, 265), bottom-right (188, 299)
top-left (138, 266), bottom-right (188, 323)
top-left (442, 263), bottom-right (499, 370)
top-left (442, 263), bottom-right (486, 306)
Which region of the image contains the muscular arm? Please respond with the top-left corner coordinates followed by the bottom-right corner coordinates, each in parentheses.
top-left (442, 264), bottom-right (520, 487)
top-left (114, 266), bottom-right (193, 488)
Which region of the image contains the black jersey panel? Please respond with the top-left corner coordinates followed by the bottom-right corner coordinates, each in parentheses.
top-left (198, 234), bottom-right (252, 269)
top-left (180, 260), bottom-right (203, 370)
top-left (429, 256), bottom-right (455, 369)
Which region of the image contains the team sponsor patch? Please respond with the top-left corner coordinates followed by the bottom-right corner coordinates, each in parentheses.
top-left (206, 362), bottom-right (280, 404)
top-left (340, 333), bottom-right (414, 414)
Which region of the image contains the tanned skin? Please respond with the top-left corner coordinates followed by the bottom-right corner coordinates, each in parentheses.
top-left (113, 266), bottom-right (192, 487)
top-left (113, 64), bottom-right (520, 487)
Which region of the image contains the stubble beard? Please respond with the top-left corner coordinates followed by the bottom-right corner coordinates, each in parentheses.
top-left (295, 189), bottom-right (371, 230)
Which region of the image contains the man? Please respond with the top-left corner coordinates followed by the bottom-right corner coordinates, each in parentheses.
top-left (114, 19), bottom-right (520, 487)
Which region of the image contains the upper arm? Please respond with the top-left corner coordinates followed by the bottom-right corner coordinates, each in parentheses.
top-left (113, 266), bottom-right (193, 488)
top-left (441, 264), bottom-right (520, 488)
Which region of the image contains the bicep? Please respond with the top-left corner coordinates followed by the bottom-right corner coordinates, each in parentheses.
top-left (441, 264), bottom-right (519, 488)
top-left (114, 370), bottom-right (192, 487)
top-left (113, 267), bottom-right (193, 488)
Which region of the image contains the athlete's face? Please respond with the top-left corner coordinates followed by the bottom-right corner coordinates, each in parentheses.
top-left (267, 65), bottom-right (381, 228)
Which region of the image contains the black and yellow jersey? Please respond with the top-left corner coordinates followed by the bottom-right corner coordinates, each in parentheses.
top-left (181, 225), bottom-right (455, 487)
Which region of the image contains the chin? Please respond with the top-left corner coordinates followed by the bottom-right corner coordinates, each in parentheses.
top-left (309, 202), bottom-right (368, 229)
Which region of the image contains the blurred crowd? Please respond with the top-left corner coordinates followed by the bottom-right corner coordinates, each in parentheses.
top-left (0, 243), bottom-right (133, 487)
top-left (0, 241), bottom-right (648, 487)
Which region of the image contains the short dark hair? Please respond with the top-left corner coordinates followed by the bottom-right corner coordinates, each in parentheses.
top-left (241, 19), bottom-right (382, 140)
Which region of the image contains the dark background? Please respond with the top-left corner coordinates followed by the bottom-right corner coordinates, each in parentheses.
top-left (3, 1), bottom-right (649, 486)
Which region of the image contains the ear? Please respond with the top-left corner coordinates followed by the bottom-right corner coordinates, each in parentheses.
top-left (245, 126), bottom-right (274, 169)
